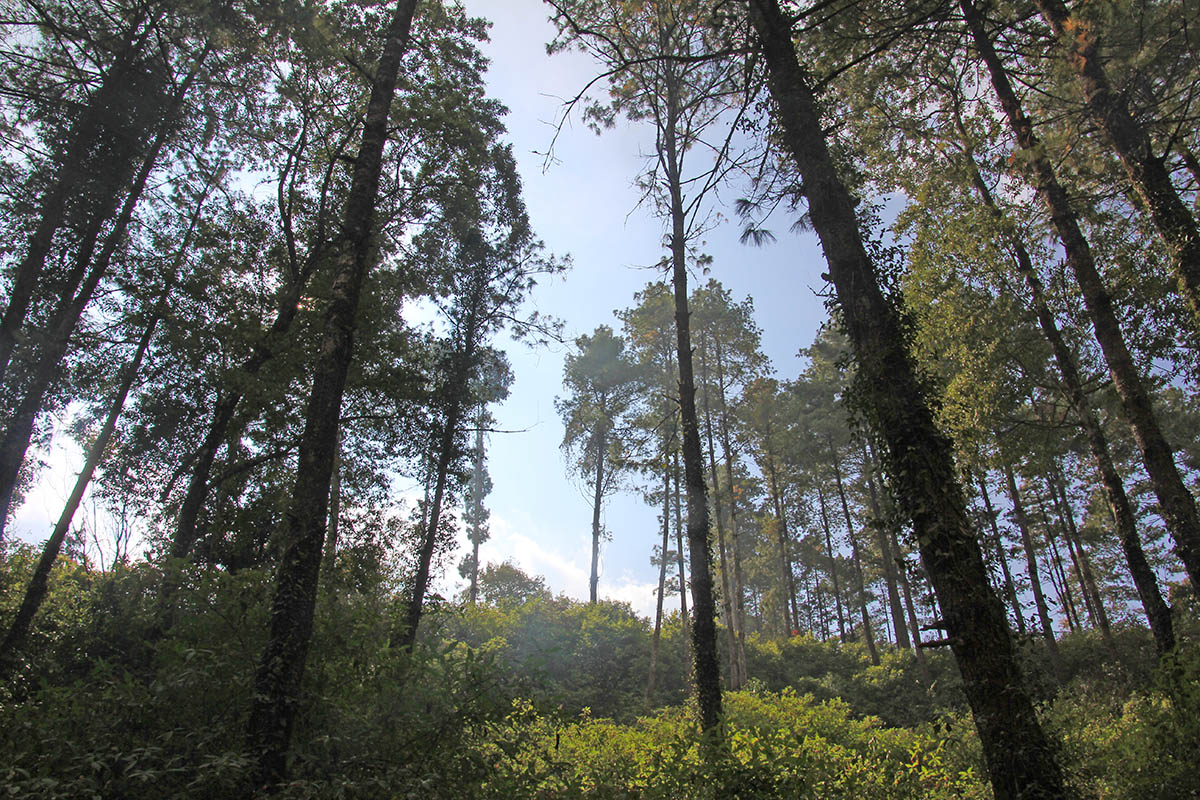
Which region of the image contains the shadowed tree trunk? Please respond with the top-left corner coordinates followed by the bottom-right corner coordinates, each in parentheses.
top-left (746, 1), bottom-right (1067, 795)
top-left (647, 438), bottom-right (671, 704)
top-left (699, 339), bottom-right (741, 688)
top-left (830, 442), bottom-right (878, 664)
top-left (977, 474), bottom-right (1026, 636)
top-left (815, 483), bottom-right (847, 641)
top-left (664, 83), bottom-right (723, 732)
top-left (1005, 466), bottom-right (1062, 668)
top-left (862, 441), bottom-right (909, 649)
top-left (0, 119), bottom-right (173, 539)
top-left (246, 1), bottom-right (418, 786)
top-left (0, 33), bottom-right (166, 387)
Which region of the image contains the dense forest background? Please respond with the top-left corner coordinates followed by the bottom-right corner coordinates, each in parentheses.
top-left (1, 0), bottom-right (1199, 797)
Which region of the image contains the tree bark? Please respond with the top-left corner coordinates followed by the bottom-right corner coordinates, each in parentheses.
top-left (664, 77), bottom-right (722, 733)
top-left (977, 474), bottom-right (1026, 636)
top-left (0, 121), bottom-right (172, 539)
top-left (699, 339), bottom-right (740, 688)
top-left (815, 483), bottom-right (847, 641)
top-left (747, 1), bottom-right (1066, 796)
top-left (1005, 466), bottom-right (1062, 667)
top-left (0, 44), bottom-right (166, 387)
top-left (955, 138), bottom-right (1171, 648)
top-left (961, 0), bottom-right (1200, 595)
top-left (672, 446), bottom-right (691, 668)
top-left (589, 425), bottom-right (607, 604)
top-left (646, 442), bottom-right (671, 705)
top-left (862, 441), bottom-right (909, 649)
top-left (712, 333), bottom-right (748, 685)
top-left (766, 451), bottom-right (798, 634)
top-left (830, 443), bottom-right (879, 664)
top-left (246, 0), bottom-right (418, 786)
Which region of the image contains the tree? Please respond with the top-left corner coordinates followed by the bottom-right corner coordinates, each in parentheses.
top-left (742, 0), bottom-right (1068, 795)
top-left (548, 0), bottom-right (755, 733)
top-left (246, 0), bottom-right (420, 785)
top-left (557, 325), bottom-right (643, 604)
top-left (958, 0), bottom-right (1200, 596)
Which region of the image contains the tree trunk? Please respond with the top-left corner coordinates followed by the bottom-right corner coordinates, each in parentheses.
top-left (246, 1), bottom-right (418, 786)
top-left (830, 443), bottom-right (879, 664)
top-left (1051, 472), bottom-right (1114, 639)
top-left (746, 2), bottom-right (1066, 796)
top-left (699, 339), bottom-right (740, 688)
top-left (862, 441), bottom-right (909, 649)
top-left (1033, 0), bottom-right (1200, 328)
top-left (0, 44), bottom-right (167, 387)
top-left (1037, 504), bottom-right (1081, 633)
top-left (0, 121), bottom-right (172, 540)
top-left (0, 290), bottom-right (165, 671)
top-left (398, 389), bottom-right (467, 653)
top-left (977, 474), bottom-right (1026, 635)
top-left (893, 533), bottom-right (929, 671)
top-left (961, 0), bottom-right (1200, 595)
top-left (169, 248), bottom-right (323, 562)
top-left (712, 333), bottom-right (748, 684)
top-left (647, 443), bottom-right (671, 705)
top-left (766, 453), bottom-right (798, 634)
top-left (673, 446), bottom-right (691, 669)
top-left (589, 426), bottom-right (607, 604)
top-left (815, 483), bottom-right (847, 641)
top-left (1005, 466), bottom-right (1062, 667)
top-left (665, 76), bottom-right (722, 733)
top-left (322, 432), bottom-right (341, 581)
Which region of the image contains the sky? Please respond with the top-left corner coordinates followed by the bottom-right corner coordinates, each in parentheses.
top-left (450, 0), bottom-right (832, 617)
top-left (8, 0), bottom-right (835, 620)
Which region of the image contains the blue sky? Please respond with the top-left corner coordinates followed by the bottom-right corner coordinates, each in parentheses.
top-left (457, 0), bottom-right (832, 616)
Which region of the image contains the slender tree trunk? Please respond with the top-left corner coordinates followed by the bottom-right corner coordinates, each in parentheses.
top-left (700, 341), bottom-right (740, 688)
top-left (246, 1), bottom-right (418, 785)
top-left (589, 427), bottom-right (607, 604)
top-left (169, 254), bottom-right (323, 562)
top-left (862, 441), bottom-right (909, 649)
top-left (0, 292), bottom-right (164, 670)
top-left (1033, 0), bottom-right (1200, 327)
top-left (647, 445), bottom-right (671, 704)
top-left (468, 422), bottom-right (486, 606)
top-left (712, 335), bottom-right (747, 684)
top-left (815, 483), bottom-right (846, 641)
top-left (766, 454), bottom-right (798, 634)
top-left (747, 2), bottom-right (1066, 796)
top-left (830, 443), bottom-right (879, 664)
top-left (673, 446), bottom-right (691, 668)
top-left (962, 0), bottom-right (1200, 595)
top-left (1037, 505), bottom-right (1081, 633)
top-left (1005, 466), bottom-right (1062, 666)
top-left (1051, 472), bottom-right (1114, 638)
top-left (977, 474), bottom-right (1027, 635)
top-left (322, 432), bottom-right (341, 581)
top-left (894, 534), bottom-right (928, 671)
top-left (665, 80), bottom-right (722, 733)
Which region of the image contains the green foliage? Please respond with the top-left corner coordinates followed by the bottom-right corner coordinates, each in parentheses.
top-left (478, 689), bottom-right (988, 799)
top-left (1044, 638), bottom-right (1200, 800)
